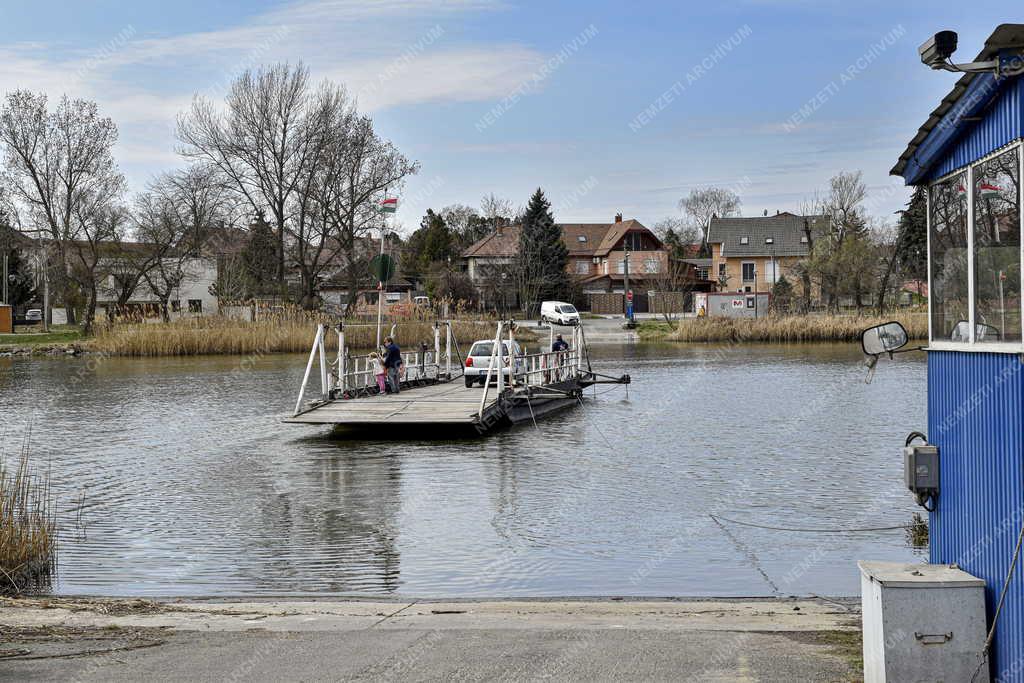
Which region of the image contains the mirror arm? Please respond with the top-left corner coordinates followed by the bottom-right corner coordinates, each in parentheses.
top-left (891, 345), bottom-right (927, 355)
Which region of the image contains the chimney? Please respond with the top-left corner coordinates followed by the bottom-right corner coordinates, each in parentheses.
top-left (776, 209), bottom-right (780, 215)
top-left (614, 213), bottom-right (622, 223)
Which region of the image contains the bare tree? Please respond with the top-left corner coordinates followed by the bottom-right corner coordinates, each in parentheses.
top-left (679, 187), bottom-right (742, 253)
top-left (132, 168), bottom-right (230, 321)
top-left (0, 91), bottom-right (126, 331)
top-left (320, 115), bottom-right (419, 315)
top-left (178, 62), bottom-right (317, 292)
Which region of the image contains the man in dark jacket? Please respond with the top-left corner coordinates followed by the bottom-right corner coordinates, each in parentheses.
top-left (552, 334), bottom-right (569, 352)
top-left (383, 336), bottom-right (402, 394)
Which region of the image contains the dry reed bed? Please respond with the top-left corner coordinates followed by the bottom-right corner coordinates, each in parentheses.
top-left (666, 313), bottom-right (928, 343)
top-left (1, 451), bottom-right (56, 595)
top-left (89, 316), bottom-right (532, 356)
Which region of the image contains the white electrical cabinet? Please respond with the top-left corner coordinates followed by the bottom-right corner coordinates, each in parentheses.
top-left (859, 561), bottom-right (989, 682)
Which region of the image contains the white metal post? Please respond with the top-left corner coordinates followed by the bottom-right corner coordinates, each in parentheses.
top-left (434, 322), bottom-right (441, 378)
top-left (496, 322), bottom-right (505, 394)
top-left (967, 165), bottom-right (976, 343)
top-left (318, 325), bottom-right (329, 398)
top-left (338, 324), bottom-right (346, 393)
top-left (295, 326), bottom-right (321, 415)
top-left (445, 322), bottom-right (452, 378)
top-left (478, 321), bottom-right (502, 418)
top-left (508, 321), bottom-right (515, 386)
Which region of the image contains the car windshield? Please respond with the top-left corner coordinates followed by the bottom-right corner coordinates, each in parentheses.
top-left (470, 342), bottom-right (512, 357)
top-left (558, 305), bottom-right (577, 313)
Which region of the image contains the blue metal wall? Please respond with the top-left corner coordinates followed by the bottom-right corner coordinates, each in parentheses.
top-left (927, 77), bottom-right (1024, 181)
top-left (929, 350), bottom-right (1024, 679)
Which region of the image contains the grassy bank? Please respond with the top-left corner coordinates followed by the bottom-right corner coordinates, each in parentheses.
top-left (88, 316), bottom-right (535, 357)
top-left (641, 313), bottom-right (927, 344)
top-left (1, 450), bottom-right (56, 594)
top-left (0, 326), bottom-right (83, 348)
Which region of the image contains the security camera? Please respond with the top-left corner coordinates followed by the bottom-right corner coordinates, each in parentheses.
top-left (919, 31), bottom-right (958, 69)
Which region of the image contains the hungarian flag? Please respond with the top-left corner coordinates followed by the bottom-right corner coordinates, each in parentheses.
top-left (979, 182), bottom-right (1002, 199)
top-left (379, 198), bottom-right (398, 214)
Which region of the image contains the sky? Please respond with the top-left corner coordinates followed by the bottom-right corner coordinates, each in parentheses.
top-left (0, 1), bottom-right (1017, 234)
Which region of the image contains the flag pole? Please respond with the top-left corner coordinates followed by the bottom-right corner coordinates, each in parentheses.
top-left (376, 189), bottom-right (388, 349)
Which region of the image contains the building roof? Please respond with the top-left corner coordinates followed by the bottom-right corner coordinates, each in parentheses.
top-left (462, 225), bottom-right (522, 258)
top-left (707, 213), bottom-right (829, 258)
top-left (891, 24), bottom-right (1024, 183)
top-left (462, 219), bottom-right (659, 259)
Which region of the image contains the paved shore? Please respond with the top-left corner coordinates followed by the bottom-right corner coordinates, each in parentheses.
top-left (1, 596), bottom-right (860, 681)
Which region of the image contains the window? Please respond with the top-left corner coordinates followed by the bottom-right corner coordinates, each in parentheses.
top-left (187, 299), bottom-right (202, 313)
top-left (718, 263), bottom-right (726, 280)
top-left (616, 260), bottom-right (626, 274)
top-left (697, 268), bottom-right (709, 280)
top-left (929, 172), bottom-right (969, 341)
top-left (740, 236), bottom-right (749, 245)
top-left (800, 235), bottom-right (809, 243)
top-left (577, 235), bottom-right (587, 242)
top-left (170, 300), bottom-right (181, 312)
top-left (576, 260), bottom-right (590, 275)
top-left (972, 147), bottom-right (1021, 342)
top-left (763, 260), bottom-right (779, 284)
top-left (385, 292), bottom-right (402, 304)
top-left (623, 232), bottom-right (645, 251)
top-left (765, 237), bottom-right (774, 245)
top-left (746, 296), bottom-right (755, 308)
top-left (643, 258), bottom-right (659, 273)
top-left (741, 262), bottom-right (755, 282)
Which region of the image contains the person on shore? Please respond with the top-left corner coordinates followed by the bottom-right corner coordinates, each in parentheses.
top-left (551, 334), bottom-right (569, 382)
top-left (370, 351), bottom-right (386, 394)
top-left (552, 334), bottom-right (569, 352)
top-left (383, 336), bottom-right (402, 394)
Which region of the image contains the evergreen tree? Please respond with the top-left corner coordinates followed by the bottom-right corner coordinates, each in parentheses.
top-left (895, 186), bottom-right (927, 281)
top-left (515, 188), bottom-right (568, 315)
top-left (403, 209), bottom-right (454, 283)
top-left (770, 275), bottom-right (794, 314)
top-left (241, 211), bottom-right (279, 296)
top-left (3, 247), bottom-right (37, 307)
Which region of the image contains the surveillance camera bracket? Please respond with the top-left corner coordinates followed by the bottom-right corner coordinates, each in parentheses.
top-left (936, 52), bottom-right (1024, 78)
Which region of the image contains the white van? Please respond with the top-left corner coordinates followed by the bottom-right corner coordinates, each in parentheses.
top-left (540, 301), bottom-right (580, 326)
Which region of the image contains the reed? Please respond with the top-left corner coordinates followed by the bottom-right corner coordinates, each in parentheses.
top-left (89, 311), bottom-right (534, 357)
top-left (0, 448), bottom-right (56, 594)
top-left (661, 312), bottom-right (928, 344)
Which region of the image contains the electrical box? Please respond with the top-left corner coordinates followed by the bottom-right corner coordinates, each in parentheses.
top-left (904, 444), bottom-right (939, 496)
top-left (860, 561), bottom-right (989, 682)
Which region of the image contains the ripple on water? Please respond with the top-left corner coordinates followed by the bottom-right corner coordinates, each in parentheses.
top-left (1, 344), bottom-right (925, 597)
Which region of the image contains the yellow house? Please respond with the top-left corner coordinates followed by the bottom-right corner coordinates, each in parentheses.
top-left (707, 212), bottom-right (829, 296)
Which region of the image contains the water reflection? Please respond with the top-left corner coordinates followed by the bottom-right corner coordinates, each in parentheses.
top-left (0, 342), bottom-right (926, 597)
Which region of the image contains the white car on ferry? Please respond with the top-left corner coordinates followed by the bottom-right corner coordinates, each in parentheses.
top-left (463, 339), bottom-right (524, 387)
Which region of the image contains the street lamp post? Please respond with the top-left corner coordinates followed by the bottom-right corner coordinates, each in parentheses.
top-left (623, 249), bottom-right (631, 320)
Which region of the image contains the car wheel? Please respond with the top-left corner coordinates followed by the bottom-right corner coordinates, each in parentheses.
top-left (465, 376), bottom-right (475, 388)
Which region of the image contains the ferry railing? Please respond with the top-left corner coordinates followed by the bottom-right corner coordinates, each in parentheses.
top-left (476, 321), bottom-right (586, 418)
top-left (294, 320), bottom-right (464, 414)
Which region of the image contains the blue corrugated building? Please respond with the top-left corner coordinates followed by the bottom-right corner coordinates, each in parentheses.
top-left (892, 24), bottom-right (1024, 680)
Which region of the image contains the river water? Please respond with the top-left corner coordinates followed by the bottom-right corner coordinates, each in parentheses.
top-left (1, 342), bottom-right (925, 597)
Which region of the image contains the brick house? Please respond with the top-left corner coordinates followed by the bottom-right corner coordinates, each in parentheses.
top-left (463, 214), bottom-right (693, 311)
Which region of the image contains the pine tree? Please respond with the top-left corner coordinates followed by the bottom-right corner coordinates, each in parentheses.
top-left (895, 186), bottom-right (927, 281)
top-left (515, 188), bottom-right (568, 315)
top-left (403, 209), bottom-right (454, 283)
top-left (770, 275), bottom-right (794, 314)
top-left (241, 211), bottom-right (279, 296)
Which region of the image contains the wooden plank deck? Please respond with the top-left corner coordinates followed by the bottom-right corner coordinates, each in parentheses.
top-left (284, 381), bottom-right (491, 425)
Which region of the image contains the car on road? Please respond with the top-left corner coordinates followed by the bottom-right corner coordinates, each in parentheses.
top-left (25, 309), bottom-right (43, 323)
top-left (463, 339), bottom-right (524, 387)
top-left (540, 301), bottom-right (580, 326)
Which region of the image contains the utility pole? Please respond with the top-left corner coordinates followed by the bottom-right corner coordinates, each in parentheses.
top-left (2, 251), bottom-right (8, 305)
top-left (623, 249), bottom-right (630, 320)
